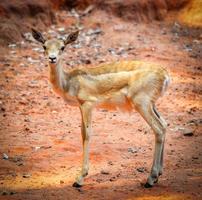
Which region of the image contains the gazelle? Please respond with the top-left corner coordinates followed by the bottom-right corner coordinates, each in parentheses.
top-left (32, 28), bottom-right (170, 188)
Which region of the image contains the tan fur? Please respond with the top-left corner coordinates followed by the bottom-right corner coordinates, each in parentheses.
top-left (32, 29), bottom-right (170, 188)
top-left (50, 61), bottom-right (169, 112)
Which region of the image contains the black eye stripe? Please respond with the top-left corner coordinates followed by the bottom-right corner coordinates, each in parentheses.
top-left (43, 46), bottom-right (46, 50)
top-left (61, 46), bottom-right (65, 51)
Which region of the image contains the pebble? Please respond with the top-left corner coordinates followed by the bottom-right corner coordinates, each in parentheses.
top-left (1, 191), bottom-right (8, 195)
top-left (34, 146), bottom-right (41, 151)
top-left (183, 129), bottom-right (194, 136)
top-left (27, 57), bottom-right (40, 64)
top-left (19, 63), bottom-right (27, 67)
top-left (22, 174), bottom-right (31, 178)
top-left (177, 127), bottom-right (194, 136)
top-left (2, 153), bottom-right (9, 160)
top-left (32, 47), bottom-right (43, 53)
top-left (28, 80), bottom-right (39, 88)
top-left (8, 44), bottom-right (17, 48)
top-left (23, 32), bottom-right (35, 42)
top-left (58, 27), bottom-right (65, 32)
top-left (113, 25), bottom-right (125, 31)
top-left (96, 178), bottom-right (102, 183)
top-left (81, 58), bottom-right (91, 64)
top-left (100, 170), bottom-right (110, 175)
top-left (109, 177), bottom-right (116, 182)
top-left (136, 167), bottom-right (145, 173)
top-left (86, 28), bottom-right (102, 36)
top-left (108, 48), bottom-right (116, 55)
top-left (192, 156), bottom-right (199, 160)
top-left (128, 147), bottom-right (138, 154)
top-left (108, 161), bottom-right (113, 165)
top-left (82, 5), bottom-right (95, 16)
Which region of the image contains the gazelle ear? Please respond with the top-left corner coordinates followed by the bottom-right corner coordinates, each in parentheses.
top-left (31, 28), bottom-right (46, 44)
top-left (64, 30), bottom-right (79, 45)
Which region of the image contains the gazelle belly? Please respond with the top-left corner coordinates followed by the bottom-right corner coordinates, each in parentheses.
top-left (97, 92), bottom-right (133, 112)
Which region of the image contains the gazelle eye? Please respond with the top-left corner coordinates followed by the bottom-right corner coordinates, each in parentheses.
top-left (43, 46), bottom-right (46, 50)
top-left (61, 46), bottom-right (65, 51)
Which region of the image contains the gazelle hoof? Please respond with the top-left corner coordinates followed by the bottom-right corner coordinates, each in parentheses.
top-left (144, 182), bottom-right (153, 188)
top-left (72, 182), bottom-right (82, 188)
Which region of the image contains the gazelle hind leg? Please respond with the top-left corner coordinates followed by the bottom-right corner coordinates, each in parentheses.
top-left (153, 106), bottom-right (167, 176)
top-left (133, 97), bottom-right (166, 187)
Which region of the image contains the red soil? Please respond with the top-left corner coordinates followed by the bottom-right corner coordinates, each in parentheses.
top-left (0, 6), bottom-right (201, 200)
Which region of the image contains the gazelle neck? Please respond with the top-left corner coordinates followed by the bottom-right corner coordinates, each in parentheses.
top-left (48, 59), bottom-right (68, 92)
top-left (48, 59), bottom-right (79, 105)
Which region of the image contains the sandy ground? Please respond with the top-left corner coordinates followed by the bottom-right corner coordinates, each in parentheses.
top-left (0, 10), bottom-right (201, 200)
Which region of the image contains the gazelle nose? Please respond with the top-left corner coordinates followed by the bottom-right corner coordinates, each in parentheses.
top-left (49, 56), bottom-right (57, 63)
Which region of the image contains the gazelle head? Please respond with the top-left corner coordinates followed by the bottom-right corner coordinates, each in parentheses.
top-left (32, 29), bottom-right (79, 64)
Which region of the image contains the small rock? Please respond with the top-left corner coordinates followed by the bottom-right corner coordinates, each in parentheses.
top-left (86, 28), bottom-right (102, 36)
top-left (1, 107), bottom-right (5, 112)
top-left (113, 25), bottom-right (125, 31)
top-left (190, 54), bottom-right (198, 59)
top-left (24, 127), bottom-right (30, 131)
top-left (72, 44), bottom-right (81, 49)
top-left (193, 39), bottom-right (200, 45)
top-left (60, 180), bottom-right (64, 184)
top-left (183, 129), bottom-right (194, 137)
top-left (19, 63), bottom-right (27, 68)
top-left (187, 172), bottom-right (193, 176)
top-left (22, 174), bottom-right (31, 178)
top-left (28, 80), bottom-right (39, 88)
top-left (92, 43), bottom-right (101, 48)
top-left (8, 44), bottom-right (17, 48)
top-left (128, 147), bottom-right (138, 154)
top-left (108, 161), bottom-right (113, 165)
top-left (3, 153), bottom-right (9, 160)
top-left (34, 146), bottom-right (41, 151)
top-left (184, 44), bottom-right (192, 52)
top-left (177, 127), bottom-right (194, 136)
top-left (1, 191), bottom-right (8, 195)
top-left (27, 57), bottom-right (40, 64)
top-left (10, 50), bottom-right (16, 55)
top-left (161, 30), bottom-right (167, 35)
top-left (11, 156), bottom-right (23, 163)
top-left (32, 47), bottom-right (43, 53)
top-left (81, 58), bottom-right (91, 65)
top-left (109, 177), bottom-right (116, 182)
top-left (187, 119), bottom-right (202, 126)
top-left (10, 191), bottom-right (16, 195)
top-left (172, 22), bottom-right (181, 33)
top-left (96, 178), bottom-right (102, 183)
top-left (101, 170), bottom-right (110, 175)
top-left (82, 5), bottom-right (95, 16)
top-left (136, 167), bottom-right (145, 173)
top-left (16, 162), bottom-right (24, 166)
top-left (108, 48), bottom-right (116, 55)
top-left (58, 27), bottom-right (65, 32)
top-left (24, 32), bottom-right (35, 42)
top-left (41, 145), bottom-right (52, 150)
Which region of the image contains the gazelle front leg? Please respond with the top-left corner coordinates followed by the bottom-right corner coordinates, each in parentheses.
top-left (73, 101), bottom-right (93, 188)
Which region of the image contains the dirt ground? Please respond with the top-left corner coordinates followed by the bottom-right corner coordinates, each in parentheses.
top-left (0, 8), bottom-right (201, 200)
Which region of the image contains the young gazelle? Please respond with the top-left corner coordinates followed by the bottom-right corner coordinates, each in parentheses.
top-left (32, 29), bottom-right (170, 188)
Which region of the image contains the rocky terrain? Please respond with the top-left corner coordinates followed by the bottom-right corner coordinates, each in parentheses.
top-left (0, 0), bottom-right (201, 200)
